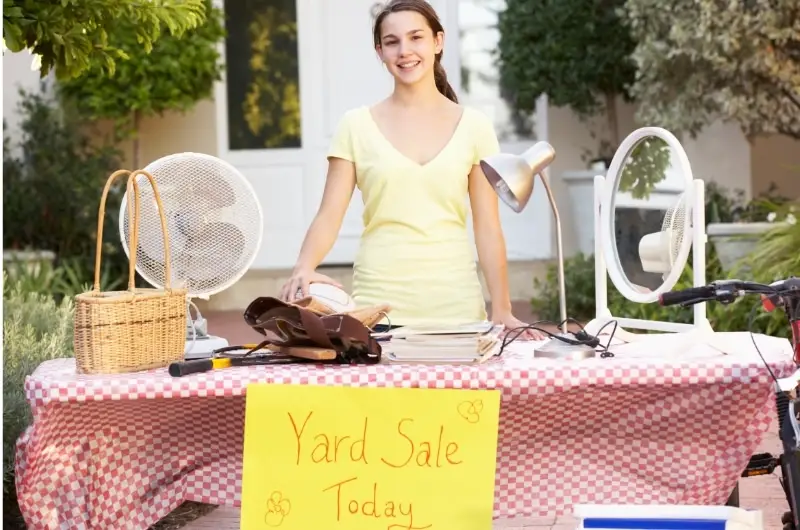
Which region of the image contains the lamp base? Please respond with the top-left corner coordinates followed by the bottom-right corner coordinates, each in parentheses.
top-left (534, 333), bottom-right (596, 360)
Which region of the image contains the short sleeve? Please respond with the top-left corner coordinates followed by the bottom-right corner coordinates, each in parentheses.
top-left (472, 109), bottom-right (501, 165)
top-left (327, 110), bottom-right (355, 162)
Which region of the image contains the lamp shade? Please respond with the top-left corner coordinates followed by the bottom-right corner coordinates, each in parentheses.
top-left (479, 141), bottom-right (556, 213)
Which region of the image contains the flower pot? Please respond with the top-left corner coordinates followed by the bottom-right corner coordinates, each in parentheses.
top-left (706, 222), bottom-right (774, 271)
top-left (3, 249), bottom-right (56, 278)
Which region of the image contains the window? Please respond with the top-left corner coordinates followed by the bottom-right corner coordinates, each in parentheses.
top-left (458, 0), bottom-right (535, 142)
top-left (224, 0), bottom-right (302, 150)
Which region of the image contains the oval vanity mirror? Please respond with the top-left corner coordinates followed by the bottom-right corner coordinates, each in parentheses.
top-left (603, 133), bottom-right (692, 302)
top-left (588, 127), bottom-right (709, 334)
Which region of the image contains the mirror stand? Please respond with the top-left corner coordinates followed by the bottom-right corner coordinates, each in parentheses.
top-left (582, 127), bottom-right (713, 344)
top-left (585, 176), bottom-right (713, 341)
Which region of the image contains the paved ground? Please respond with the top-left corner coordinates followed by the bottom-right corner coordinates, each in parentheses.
top-left (179, 308), bottom-right (790, 530)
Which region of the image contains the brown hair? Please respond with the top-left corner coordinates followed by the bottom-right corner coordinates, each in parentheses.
top-left (372, 0), bottom-right (458, 103)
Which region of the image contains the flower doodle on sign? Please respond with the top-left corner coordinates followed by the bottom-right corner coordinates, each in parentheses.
top-left (457, 399), bottom-right (484, 423)
top-left (264, 491), bottom-right (292, 527)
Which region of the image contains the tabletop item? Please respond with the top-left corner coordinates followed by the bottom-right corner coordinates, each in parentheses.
top-left (378, 321), bottom-right (503, 364)
top-left (14, 337), bottom-right (794, 530)
top-left (292, 282), bottom-right (391, 329)
top-left (118, 152), bottom-right (264, 359)
top-left (73, 169), bottom-right (186, 374)
top-left (583, 127), bottom-right (710, 341)
top-left (243, 296), bottom-right (383, 365)
top-left (480, 142), bottom-right (599, 361)
top-left (296, 282), bottom-right (356, 312)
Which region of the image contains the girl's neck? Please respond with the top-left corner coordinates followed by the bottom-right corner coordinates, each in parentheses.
top-left (390, 78), bottom-right (443, 109)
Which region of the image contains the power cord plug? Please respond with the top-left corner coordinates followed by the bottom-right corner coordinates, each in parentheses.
top-left (499, 317), bottom-right (619, 358)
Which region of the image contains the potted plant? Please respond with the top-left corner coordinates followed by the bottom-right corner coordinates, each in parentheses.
top-left (705, 182), bottom-right (793, 271)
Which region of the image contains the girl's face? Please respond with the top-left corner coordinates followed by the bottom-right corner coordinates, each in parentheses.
top-left (376, 10), bottom-right (443, 87)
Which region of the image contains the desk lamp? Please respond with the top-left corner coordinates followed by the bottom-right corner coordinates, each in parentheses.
top-left (480, 142), bottom-right (596, 360)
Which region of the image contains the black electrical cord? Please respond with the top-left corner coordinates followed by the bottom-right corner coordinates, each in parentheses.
top-left (499, 317), bottom-right (620, 358)
top-left (747, 299), bottom-right (780, 386)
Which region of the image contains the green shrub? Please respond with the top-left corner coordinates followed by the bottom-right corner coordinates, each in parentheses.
top-left (749, 202), bottom-right (800, 281)
top-left (2, 273), bottom-right (75, 526)
top-left (705, 181), bottom-right (792, 224)
top-left (3, 257), bottom-right (125, 304)
top-left (532, 249), bottom-right (790, 338)
top-left (3, 90), bottom-right (129, 291)
top-left (532, 252), bottom-right (597, 323)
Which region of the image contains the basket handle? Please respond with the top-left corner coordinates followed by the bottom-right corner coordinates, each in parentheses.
top-left (93, 169), bottom-right (174, 292)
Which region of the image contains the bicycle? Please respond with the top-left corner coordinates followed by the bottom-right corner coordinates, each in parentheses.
top-left (659, 277), bottom-right (800, 530)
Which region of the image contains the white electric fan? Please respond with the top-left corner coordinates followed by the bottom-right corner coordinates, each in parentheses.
top-left (638, 193), bottom-right (687, 278)
top-left (118, 152), bottom-right (264, 359)
top-left (583, 127), bottom-right (711, 340)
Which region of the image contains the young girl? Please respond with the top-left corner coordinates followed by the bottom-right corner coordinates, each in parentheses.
top-left (280, 0), bottom-right (542, 340)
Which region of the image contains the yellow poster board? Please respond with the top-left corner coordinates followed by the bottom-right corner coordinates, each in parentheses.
top-left (240, 384), bottom-right (501, 530)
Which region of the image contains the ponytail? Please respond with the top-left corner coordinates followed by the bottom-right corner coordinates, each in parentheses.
top-left (434, 56), bottom-right (458, 103)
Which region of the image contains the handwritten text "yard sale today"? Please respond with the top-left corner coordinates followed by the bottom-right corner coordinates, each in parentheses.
top-left (289, 410), bottom-right (470, 530)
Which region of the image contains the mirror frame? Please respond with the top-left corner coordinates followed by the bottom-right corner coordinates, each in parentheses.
top-left (600, 127), bottom-right (695, 304)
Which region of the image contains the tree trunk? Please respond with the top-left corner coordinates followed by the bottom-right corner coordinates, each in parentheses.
top-left (605, 92), bottom-right (620, 155)
top-left (132, 110), bottom-right (142, 169)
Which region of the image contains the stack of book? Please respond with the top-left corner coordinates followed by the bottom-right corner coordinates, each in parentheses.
top-left (374, 322), bottom-right (503, 364)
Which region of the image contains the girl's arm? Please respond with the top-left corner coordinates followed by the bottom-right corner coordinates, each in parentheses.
top-left (294, 158), bottom-right (356, 271)
top-left (468, 165), bottom-right (545, 339)
top-left (468, 165), bottom-right (512, 318)
top-left (279, 158), bottom-right (356, 300)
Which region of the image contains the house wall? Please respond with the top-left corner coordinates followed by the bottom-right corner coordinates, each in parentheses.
top-left (751, 135), bottom-right (800, 200)
top-left (114, 101), bottom-right (218, 168)
top-left (546, 98), bottom-right (765, 257)
top-left (3, 50), bottom-right (53, 149)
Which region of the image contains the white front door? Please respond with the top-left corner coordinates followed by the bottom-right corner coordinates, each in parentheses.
top-left (215, 0), bottom-right (549, 270)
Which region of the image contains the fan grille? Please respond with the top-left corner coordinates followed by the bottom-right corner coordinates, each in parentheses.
top-left (662, 194), bottom-right (688, 266)
top-left (120, 153), bottom-right (262, 297)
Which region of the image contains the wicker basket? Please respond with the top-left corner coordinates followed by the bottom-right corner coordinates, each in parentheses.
top-left (74, 169), bottom-right (187, 374)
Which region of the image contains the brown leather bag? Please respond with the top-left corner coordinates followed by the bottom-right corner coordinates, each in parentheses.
top-left (238, 297), bottom-right (382, 365)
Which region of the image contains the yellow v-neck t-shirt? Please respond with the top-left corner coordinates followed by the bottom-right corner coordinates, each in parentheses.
top-left (327, 105), bottom-right (501, 327)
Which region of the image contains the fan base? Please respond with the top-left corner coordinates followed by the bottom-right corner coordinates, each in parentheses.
top-left (534, 335), bottom-right (597, 360)
top-left (184, 335), bottom-right (230, 360)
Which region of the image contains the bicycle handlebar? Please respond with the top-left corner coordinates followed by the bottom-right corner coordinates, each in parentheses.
top-left (659, 277), bottom-right (800, 308)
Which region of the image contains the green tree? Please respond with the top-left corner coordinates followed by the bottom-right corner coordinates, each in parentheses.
top-left (623, 0), bottom-right (800, 140)
top-left (58, 1), bottom-right (225, 168)
top-left (3, 0), bottom-right (207, 81)
top-left (497, 0), bottom-right (637, 160)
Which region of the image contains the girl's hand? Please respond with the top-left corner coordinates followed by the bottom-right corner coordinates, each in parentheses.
top-left (279, 269), bottom-right (343, 302)
top-left (491, 313), bottom-right (547, 341)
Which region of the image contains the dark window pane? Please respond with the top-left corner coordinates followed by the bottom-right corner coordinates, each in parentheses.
top-left (225, 0), bottom-right (302, 150)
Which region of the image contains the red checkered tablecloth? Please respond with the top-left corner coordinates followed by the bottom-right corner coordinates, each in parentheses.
top-left (15, 340), bottom-right (796, 530)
